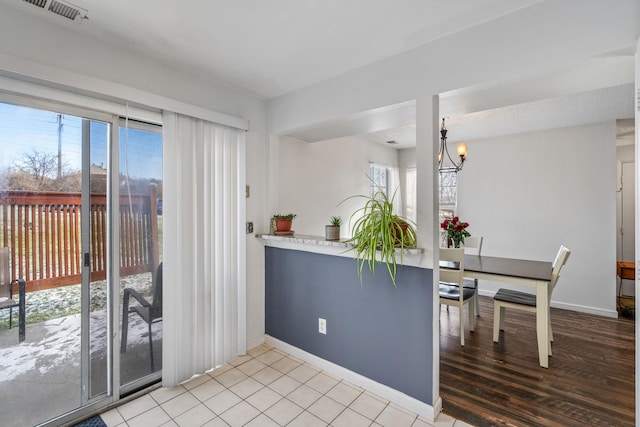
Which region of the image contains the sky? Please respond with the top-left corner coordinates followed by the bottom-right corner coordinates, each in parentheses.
top-left (0, 102), bottom-right (162, 181)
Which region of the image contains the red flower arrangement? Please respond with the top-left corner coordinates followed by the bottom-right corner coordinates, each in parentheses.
top-left (440, 216), bottom-right (471, 247)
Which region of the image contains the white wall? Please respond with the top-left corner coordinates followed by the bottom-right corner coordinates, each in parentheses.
top-left (457, 122), bottom-right (617, 316)
top-left (275, 136), bottom-right (399, 237)
top-left (0, 5), bottom-right (268, 347)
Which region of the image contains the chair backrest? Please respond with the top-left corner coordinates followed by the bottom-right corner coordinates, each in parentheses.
top-left (463, 236), bottom-right (483, 256)
top-left (550, 245), bottom-right (571, 290)
top-left (150, 262), bottom-right (163, 319)
top-left (439, 247), bottom-right (465, 286)
top-left (0, 248), bottom-right (10, 299)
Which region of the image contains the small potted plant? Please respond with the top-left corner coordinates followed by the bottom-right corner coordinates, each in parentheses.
top-left (271, 213), bottom-right (297, 234)
top-left (325, 216), bottom-right (342, 241)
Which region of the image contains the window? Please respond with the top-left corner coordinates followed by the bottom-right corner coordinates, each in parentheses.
top-left (369, 163), bottom-right (388, 196)
top-left (439, 170), bottom-right (457, 245)
top-left (370, 163), bottom-right (403, 217)
top-left (405, 167), bottom-right (417, 224)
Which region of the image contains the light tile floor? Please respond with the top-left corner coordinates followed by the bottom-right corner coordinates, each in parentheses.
top-left (100, 344), bottom-right (472, 427)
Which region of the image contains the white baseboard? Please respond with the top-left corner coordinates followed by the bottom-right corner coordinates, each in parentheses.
top-left (550, 301), bottom-right (618, 318)
top-left (264, 335), bottom-right (439, 422)
top-left (477, 290), bottom-right (618, 318)
top-left (246, 334), bottom-right (265, 352)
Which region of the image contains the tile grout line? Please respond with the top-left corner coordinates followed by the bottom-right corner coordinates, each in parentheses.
top-left (105, 344), bottom-right (451, 427)
top-left (217, 355), bottom-right (364, 426)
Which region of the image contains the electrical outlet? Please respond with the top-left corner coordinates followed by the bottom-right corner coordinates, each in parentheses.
top-left (318, 318), bottom-right (326, 334)
top-left (246, 222), bottom-right (254, 234)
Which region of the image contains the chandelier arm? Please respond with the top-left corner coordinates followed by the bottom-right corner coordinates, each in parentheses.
top-left (437, 118), bottom-right (466, 173)
top-left (439, 139), bottom-right (464, 172)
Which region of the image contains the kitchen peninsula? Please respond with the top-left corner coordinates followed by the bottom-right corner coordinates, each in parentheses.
top-left (258, 233), bottom-right (438, 419)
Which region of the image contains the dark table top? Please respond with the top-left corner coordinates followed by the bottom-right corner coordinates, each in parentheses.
top-left (441, 254), bottom-right (552, 282)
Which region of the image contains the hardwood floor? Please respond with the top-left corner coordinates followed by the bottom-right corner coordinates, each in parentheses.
top-left (439, 296), bottom-right (635, 427)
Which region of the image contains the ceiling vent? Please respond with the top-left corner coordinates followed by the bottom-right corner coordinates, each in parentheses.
top-left (22, 0), bottom-right (88, 23)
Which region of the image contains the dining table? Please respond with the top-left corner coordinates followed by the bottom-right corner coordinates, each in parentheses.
top-left (442, 254), bottom-right (553, 368)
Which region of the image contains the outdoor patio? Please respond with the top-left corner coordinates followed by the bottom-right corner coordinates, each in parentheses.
top-left (0, 273), bottom-right (161, 427)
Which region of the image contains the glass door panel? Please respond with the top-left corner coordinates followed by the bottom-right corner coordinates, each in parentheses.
top-left (118, 122), bottom-right (163, 388)
top-left (0, 101), bottom-right (110, 426)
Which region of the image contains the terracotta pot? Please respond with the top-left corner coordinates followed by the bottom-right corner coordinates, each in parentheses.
top-left (275, 219), bottom-right (293, 232)
top-left (393, 221), bottom-right (409, 246)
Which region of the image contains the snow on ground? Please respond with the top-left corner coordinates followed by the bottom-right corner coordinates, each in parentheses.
top-left (0, 273), bottom-right (161, 381)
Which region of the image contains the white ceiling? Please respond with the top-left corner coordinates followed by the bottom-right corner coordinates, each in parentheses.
top-left (7, 0), bottom-right (543, 99)
top-left (4, 0), bottom-right (636, 146)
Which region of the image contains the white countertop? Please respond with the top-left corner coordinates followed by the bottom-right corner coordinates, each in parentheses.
top-left (255, 233), bottom-right (424, 263)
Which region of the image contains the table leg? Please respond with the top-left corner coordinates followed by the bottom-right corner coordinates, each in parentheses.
top-left (536, 280), bottom-right (549, 368)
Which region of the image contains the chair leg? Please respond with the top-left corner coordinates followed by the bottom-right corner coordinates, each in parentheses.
top-left (459, 304), bottom-right (465, 346)
top-left (148, 321), bottom-right (155, 372)
top-left (121, 291), bottom-right (131, 353)
top-left (547, 312), bottom-right (553, 356)
top-left (120, 314), bottom-right (129, 353)
top-left (469, 299), bottom-right (475, 331)
top-left (120, 312), bottom-right (130, 353)
top-left (474, 280), bottom-right (480, 316)
top-left (493, 301), bottom-right (501, 342)
top-left (8, 307), bottom-right (12, 329)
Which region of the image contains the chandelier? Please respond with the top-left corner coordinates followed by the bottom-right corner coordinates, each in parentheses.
top-left (438, 118), bottom-right (467, 173)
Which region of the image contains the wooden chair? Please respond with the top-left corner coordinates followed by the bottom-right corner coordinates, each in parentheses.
top-left (439, 247), bottom-right (476, 346)
top-left (492, 245), bottom-right (571, 356)
top-left (463, 236), bottom-right (483, 315)
top-left (0, 247), bottom-right (26, 341)
top-left (121, 263), bottom-right (163, 372)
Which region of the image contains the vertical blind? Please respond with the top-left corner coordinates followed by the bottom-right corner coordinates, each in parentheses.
top-left (162, 111), bottom-right (246, 386)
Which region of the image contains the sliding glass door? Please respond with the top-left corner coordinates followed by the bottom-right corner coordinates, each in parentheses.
top-left (0, 96), bottom-right (163, 425)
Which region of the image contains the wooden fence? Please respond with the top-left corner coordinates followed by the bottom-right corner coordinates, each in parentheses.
top-left (0, 188), bottom-right (159, 293)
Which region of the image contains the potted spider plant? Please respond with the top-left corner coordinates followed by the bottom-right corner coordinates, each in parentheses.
top-left (341, 186), bottom-right (416, 287)
top-left (325, 216), bottom-right (342, 241)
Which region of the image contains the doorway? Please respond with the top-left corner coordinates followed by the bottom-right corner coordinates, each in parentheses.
top-left (616, 118), bottom-right (636, 302)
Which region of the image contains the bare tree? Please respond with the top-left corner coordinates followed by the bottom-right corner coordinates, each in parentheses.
top-left (15, 149), bottom-right (59, 188)
top-left (5, 150), bottom-right (80, 192)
